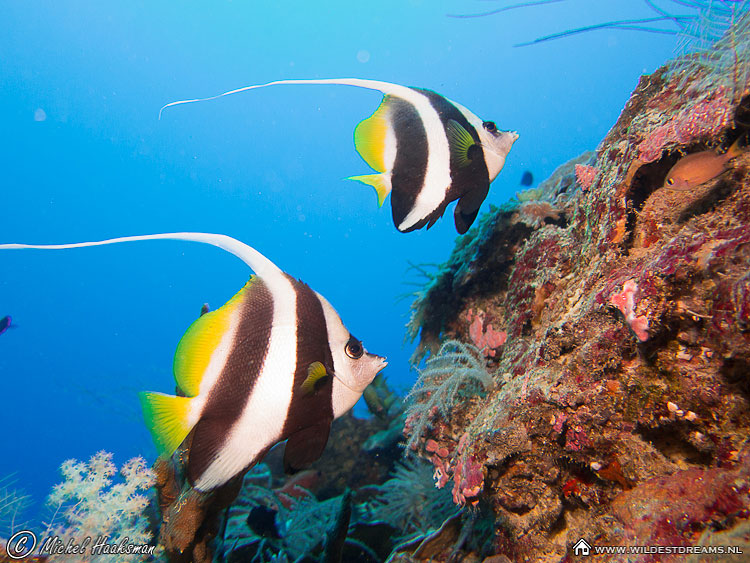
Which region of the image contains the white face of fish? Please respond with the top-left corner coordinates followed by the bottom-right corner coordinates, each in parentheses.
top-left (477, 123), bottom-right (519, 181)
top-left (445, 100), bottom-right (518, 184)
top-left (334, 335), bottom-right (388, 393)
top-left (316, 292), bottom-right (387, 394)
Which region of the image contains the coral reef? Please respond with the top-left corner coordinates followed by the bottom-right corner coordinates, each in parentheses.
top-left (403, 16), bottom-right (750, 563)
top-left (404, 340), bottom-right (495, 454)
top-left (365, 457), bottom-right (454, 542)
top-left (214, 463), bottom-right (355, 562)
top-left (213, 441), bottom-right (457, 561)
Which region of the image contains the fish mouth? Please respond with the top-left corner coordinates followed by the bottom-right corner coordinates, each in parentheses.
top-left (370, 353), bottom-right (388, 372)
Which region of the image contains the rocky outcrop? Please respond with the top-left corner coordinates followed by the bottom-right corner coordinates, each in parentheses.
top-left (404, 21), bottom-right (750, 563)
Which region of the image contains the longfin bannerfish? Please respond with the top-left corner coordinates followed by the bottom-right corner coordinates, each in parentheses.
top-left (0, 233), bottom-right (387, 491)
top-left (159, 78), bottom-right (519, 234)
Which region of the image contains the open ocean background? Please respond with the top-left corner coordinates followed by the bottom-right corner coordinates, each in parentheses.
top-left (1, 1), bottom-right (683, 515)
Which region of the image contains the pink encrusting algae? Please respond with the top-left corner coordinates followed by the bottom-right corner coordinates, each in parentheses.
top-left (610, 279), bottom-right (650, 341)
top-left (575, 164), bottom-right (598, 190)
top-left (467, 308), bottom-right (507, 357)
top-left (638, 92), bottom-right (733, 162)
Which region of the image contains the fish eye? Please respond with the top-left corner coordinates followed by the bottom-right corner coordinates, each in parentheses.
top-left (345, 336), bottom-right (363, 359)
top-left (482, 121), bottom-right (497, 133)
top-left (666, 177), bottom-right (675, 186)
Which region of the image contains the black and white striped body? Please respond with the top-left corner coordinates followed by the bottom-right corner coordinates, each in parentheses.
top-left (385, 88), bottom-right (493, 232)
top-left (185, 273), bottom-right (375, 491)
top-left (0, 232), bottom-right (386, 493)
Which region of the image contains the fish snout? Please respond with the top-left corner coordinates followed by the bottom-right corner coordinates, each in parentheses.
top-left (369, 352), bottom-right (388, 372)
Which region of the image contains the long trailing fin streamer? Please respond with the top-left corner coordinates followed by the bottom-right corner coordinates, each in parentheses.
top-left (157, 78), bottom-right (412, 119)
top-left (0, 232), bottom-right (284, 282)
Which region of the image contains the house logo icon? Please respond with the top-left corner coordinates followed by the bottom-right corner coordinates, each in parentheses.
top-left (573, 538), bottom-right (592, 556)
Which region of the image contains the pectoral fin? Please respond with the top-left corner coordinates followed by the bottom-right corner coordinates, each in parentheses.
top-left (446, 119), bottom-right (480, 168)
top-left (283, 420), bottom-right (332, 473)
top-left (301, 361), bottom-right (330, 395)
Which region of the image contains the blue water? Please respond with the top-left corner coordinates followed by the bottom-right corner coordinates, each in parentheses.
top-left (1, 1), bottom-right (679, 517)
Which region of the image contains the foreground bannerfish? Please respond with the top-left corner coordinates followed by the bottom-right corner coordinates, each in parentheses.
top-left (0, 233), bottom-right (386, 491)
top-left (160, 78), bottom-right (519, 234)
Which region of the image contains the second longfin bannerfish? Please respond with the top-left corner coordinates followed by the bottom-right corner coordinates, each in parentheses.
top-left (0, 233), bottom-right (386, 491)
top-left (160, 78), bottom-right (519, 234)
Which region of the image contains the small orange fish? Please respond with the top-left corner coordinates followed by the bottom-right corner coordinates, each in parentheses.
top-left (663, 138), bottom-right (743, 191)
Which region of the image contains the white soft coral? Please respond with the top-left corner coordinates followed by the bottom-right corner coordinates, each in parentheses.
top-left (44, 451), bottom-right (156, 562)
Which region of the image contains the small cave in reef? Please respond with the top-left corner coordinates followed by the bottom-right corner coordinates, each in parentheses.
top-left (622, 152), bottom-right (680, 252)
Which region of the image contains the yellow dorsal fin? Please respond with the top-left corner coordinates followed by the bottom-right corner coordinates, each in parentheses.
top-left (347, 173), bottom-right (391, 207)
top-left (173, 277), bottom-right (255, 397)
top-left (301, 361), bottom-right (329, 394)
top-left (139, 392), bottom-right (193, 457)
top-left (353, 96), bottom-right (391, 173)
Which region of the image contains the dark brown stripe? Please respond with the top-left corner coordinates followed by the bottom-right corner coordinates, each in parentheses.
top-left (417, 88), bottom-right (490, 206)
top-left (188, 276), bottom-right (274, 485)
top-left (281, 276), bottom-right (334, 470)
top-left (387, 94), bottom-right (430, 232)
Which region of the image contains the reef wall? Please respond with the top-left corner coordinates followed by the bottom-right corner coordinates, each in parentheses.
top-left (404, 21), bottom-right (750, 563)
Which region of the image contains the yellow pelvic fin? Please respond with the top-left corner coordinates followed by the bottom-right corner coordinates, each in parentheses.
top-left (140, 391), bottom-right (193, 457)
top-left (353, 96), bottom-right (391, 173)
top-left (347, 173), bottom-right (391, 207)
top-left (173, 277), bottom-right (255, 397)
top-left (446, 119), bottom-right (477, 168)
top-left (301, 361), bottom-right (329, 395)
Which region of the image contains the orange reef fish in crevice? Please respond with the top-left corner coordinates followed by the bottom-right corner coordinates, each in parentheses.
top-left (160, 78), bottom-right (518, 234)
top-left (663, 137), bottom-right (744, 191)
top-left (0, 233), bottom-right (387, 491)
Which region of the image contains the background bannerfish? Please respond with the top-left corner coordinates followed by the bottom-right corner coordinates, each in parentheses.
top-left (160, 78), bottom-right (519, 234)
top-left (0, 233), bottom-right (387, 491)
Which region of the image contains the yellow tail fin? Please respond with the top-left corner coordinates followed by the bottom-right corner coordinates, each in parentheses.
top-left (140, 392), bottom-right (193, 457)
top-left (347, 173), bottom-right (391, 207)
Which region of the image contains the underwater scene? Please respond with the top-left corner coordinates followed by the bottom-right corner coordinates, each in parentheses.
top-left (2, 1), bottom-right (750, 561)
